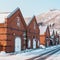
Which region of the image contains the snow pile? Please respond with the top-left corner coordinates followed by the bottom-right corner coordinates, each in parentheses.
top-left (0, 51), bottom-right (7, 56)
top-left (0, 45), bottom-right (60, 60)
top-left (16, 45), bottom-right (60, 60)
top-left (40, 45), bottom-right (46, 48)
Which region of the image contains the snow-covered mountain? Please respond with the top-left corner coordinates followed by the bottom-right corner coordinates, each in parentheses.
top-left (36, 9), bottom-right (60, 34)
top-left (36, 9), bottom-right (60, 23)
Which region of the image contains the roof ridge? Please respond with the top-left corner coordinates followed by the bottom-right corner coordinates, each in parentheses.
top-left (7, 7), bottom-right (20, 18)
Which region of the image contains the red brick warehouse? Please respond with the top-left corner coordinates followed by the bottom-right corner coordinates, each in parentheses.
top-left (0, 8), bottom-right (40, 52)
top-left (0, 8), bottom-right (27, 52)
top-left (25, 16), bottom-right (40, 49)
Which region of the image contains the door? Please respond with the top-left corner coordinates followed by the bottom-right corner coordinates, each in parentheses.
top-left (15, 37), bottom-right (21, 52)
top-left (33, 39), bottom-right (36, 49)
top-left (28, 39), bottom-right (31, 48)
top-left (50, 40), bottom-right (53, 46)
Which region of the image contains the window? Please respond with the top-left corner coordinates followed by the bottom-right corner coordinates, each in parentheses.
top-left (24, 37), bottom-right (26, 40)
top-left (23, 32), bottom-right (26, 36)
top-left (23, 32), bottom-right (26, 40)
top-left (16, 16), bottom-right (20, 27)
top-left (34, 22), bottom-right (36, 29)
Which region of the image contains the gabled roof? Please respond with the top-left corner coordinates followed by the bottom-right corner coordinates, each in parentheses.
top-left (39, 25), bottom-right (47, 35)
top-left (7, 7), bottom-right (26, 28)
top-left (7, 7), bottom-right (20, 18)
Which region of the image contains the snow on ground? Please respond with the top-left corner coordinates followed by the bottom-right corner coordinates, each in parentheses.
top-left (0, 51), bottom-right (7, 56)
top-left (40, 45), bottom-right (46, 48)
top-left (45, 47), bottom-right (60, 60)
top-left (0, 45), bottom-right (60, 60)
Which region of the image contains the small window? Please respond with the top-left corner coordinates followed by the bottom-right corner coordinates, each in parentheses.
top-left (24, 37), bottom-right (26, 40)
top-left (16, 16), bottom-right (20, 27)
top-left (23, 32), bottom-right (26, 36)
top-left (34, 22), bottom-right (36, 29)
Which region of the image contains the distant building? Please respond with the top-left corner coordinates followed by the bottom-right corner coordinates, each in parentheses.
top-left (55, 31), bottom-right (59, 45)
top-left (39, 26), bottom-right (50, 47)
top-left (50, 29), bottom-right (59, 45)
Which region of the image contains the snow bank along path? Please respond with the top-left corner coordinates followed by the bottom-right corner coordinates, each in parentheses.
top-left (32, 46), bottom-right (60, 60)
top-left (0, 45), bottom-right (60, 60)
top-left (46, 46), bottom-right (60, 60)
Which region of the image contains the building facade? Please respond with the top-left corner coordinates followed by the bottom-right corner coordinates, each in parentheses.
top-left (0, 8), bottom-right (40, 52)
top-left (39, 26), bottom-right (50, 47)
top-left (25, 16), bottom-right (40, 49)
top-left (0, 8), bottom-right (27, 52)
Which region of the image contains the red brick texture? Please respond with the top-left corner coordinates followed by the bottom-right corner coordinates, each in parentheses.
top-left (0, 9), bottom-right (40, 52)
top-left (27, 16), bottom-right (40, 49)
top-left (0, 9), bottom-right (27, 52)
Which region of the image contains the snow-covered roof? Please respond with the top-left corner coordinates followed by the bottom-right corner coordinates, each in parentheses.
top-left (0, 12), bottom-right (10, 23)
top-left (39, 26), bottom-right (47, 35)
top-left (0, 7), bottom-right (20, 23)
top-left (7, 7), bottom-right (20, 18)
top-left (24, 17), bottom-right (32, 25)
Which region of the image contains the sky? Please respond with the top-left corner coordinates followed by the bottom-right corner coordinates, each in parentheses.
top-left (0, 0), bottom-right (60, 17)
